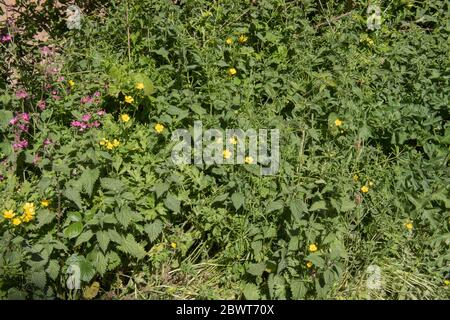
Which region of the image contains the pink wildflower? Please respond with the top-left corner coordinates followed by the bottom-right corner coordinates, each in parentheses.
top-left (15, 90), bottom-right (28, 99)
top-left (37, 100), bottom-right (46, 111)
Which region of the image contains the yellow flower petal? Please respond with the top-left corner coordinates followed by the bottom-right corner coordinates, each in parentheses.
top-left (124, 95), bottom-right (134, 104)
top-left (155, 123), bottom-right (165, 134)
top-left (120, 114), bottom-right (130, 123)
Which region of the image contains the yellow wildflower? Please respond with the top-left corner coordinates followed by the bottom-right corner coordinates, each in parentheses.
top-left (335, 119), bottom-right (343, 127)
top-left (112, 139), bottom-right (120, 147)
top-left (308, 243), bottom-right (318, 253)
top-left (3, 210), bottom-right (15, 219)
top-left (171, 242), bottom-right (177, 249)
top-left (22, 214), bottom-right (33, 222)
top-left (361, 185), bottom-right (369, 193)
top-left (353, 174), bottom-right (359, 182)
top-left (99, 138), bottom-right (108, 146)
top-left (120, 114), bottom-right (130, 123)
top-left (12, 218), bottom-right (22, 226)
top-left (106, 142), bottom-right (114, 150)
top-left (124, 95), bottom-right (134, 104)
top-left (444, 280), bottom-right (450, 286)
top-left (41, 199), bottom-right (50, 207)
top-left (155, 123), bottom-right (165, 134)
top-left (238, 34), bottom-right (248, 44)
top-left (135, 82), bottom-right (145, 90)
top-left (226, 37), bottom-right (233, 45)
top-left (223, 149), bottom-right (232, 159)
top-left (405, 222), bottom-right (413, 230)
top-left (68, 80), bottom-right (75, 87)
top-left (244, 156), bottom-right (254, 164)
top-left (23, 203), bottom-right (35, 216)
top-left (229, 136), bottom-right (238, 145)
top-left (306, 261), bottom-right (313, 269)
top-left (228, 67), bottom-right (237, 76)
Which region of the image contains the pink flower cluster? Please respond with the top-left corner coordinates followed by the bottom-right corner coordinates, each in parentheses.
top-left (15, 90), bottom-right (29, 99)
top-left (71, 110), bottom-right (105, 132)
top-left (10, 113), bottom-right (31, 151)
top-left (1, 34), bottom-right (12, 43)
top-left (37, 100), bottom-right (46, 111)
top-left (80, 91), bottom-right (101, 105)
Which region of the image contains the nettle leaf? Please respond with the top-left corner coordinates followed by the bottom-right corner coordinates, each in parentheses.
top-left (340, 196), bottom-right (356, 212)
top-left (231, 192), bottom-right (245, 210)
top-left (290, 279), bottom-right (307, 299)
top-left (116, 206), bottom-right (134, 228)
top-left (117, 234), bottom-right (146, 260)
top-left (164, 193), bottom-right (180, 213)
top-left (267, 200), bottom-right (284, 213)
top-left (80, 168), bottom-right (99, 197)
top-left (75, 230), bottom-right (94, 247)
top-left (107, 251), bottom-right (121, 271)
top-left (107, 229), bottom-right (123, 244)
top-left (30, 271), bottom-right (46, 289)
top-left (46, 260), bottom-right (60, 281)
top-left (79, 259), bottom-right (96, 282)
top-left (100, 178), bottom-right (125, 193)
top-left (64, 222), bottom-right (83, 239)
top-left (144, 219), bottom-right (163, 242)
top-left (36, 209), bottom-right (55, 227)
top-left (153, 182), bottom-right (170, 198)
top-left (63, 186), bottom-right (83, 209)
top-left (310, 200), bottom-right (327, 212)
top-left (247, 262), bottom-right (266, 276)
top-left (96, 231), bottom-right (110, 252)
top-left (289, 199), bottom-right (307, 220)
top-left (88, 250), bottom-right (108, 276)
top-left (242, 282), bottom-right (260, 300)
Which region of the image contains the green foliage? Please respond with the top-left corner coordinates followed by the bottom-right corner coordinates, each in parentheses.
top-left (0, 0), bottom-right (449, 300)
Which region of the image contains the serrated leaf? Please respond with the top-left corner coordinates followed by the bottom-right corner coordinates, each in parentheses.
top-left (36, 209), bottom-right (55, 227)
top-left (153, 182), bottom-right (170, 198)
top-left (64, 222), bottom-right (83, 239)
top-left (30, 271), bottom-right (46, 289)
top-left (88, 250), bottom-right (108, 276)
top-left (289, 199), bottom-right (306, 220)
top-left (164, 193), bottom-right (180, 213)
top-left (247, 262), bottom-right (266, 276)
top-left (144, 219), bottom-right (163, 242)
top-left (231, 192), bottom-right (245, 210)
top-left (79, 259), bottom-right (96, 282)
top-left (267, 200), bottom-right (284, 213)
top-left (340, 197), bottom-right (356, 212)
top-left (242, 282), bottom-right (260, 300)
top-left (290, 279), bottom-right (307, 299)
top-left (310, 200), bottom-right (327, 211)
top-left (117, 234), bottom-right (146, 260)
top-left (116, 206), bottom-right (133, 228)
top-left (46, 260), bottom-right (60, 281)
top-left (75, 230), bottom-right (93, 247)
top-left (80, 168), bottom-right (99, 197)
top-left (100, 178), bottom-right (125, 193)
top-left (63, 186), bottom-right (82, 209)
top-left (107, 251), bottom-right (121, 271)
top-left (107, 229), bottom-right (123, 244)
top-left (96, 231), bottom-right (110, 252)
